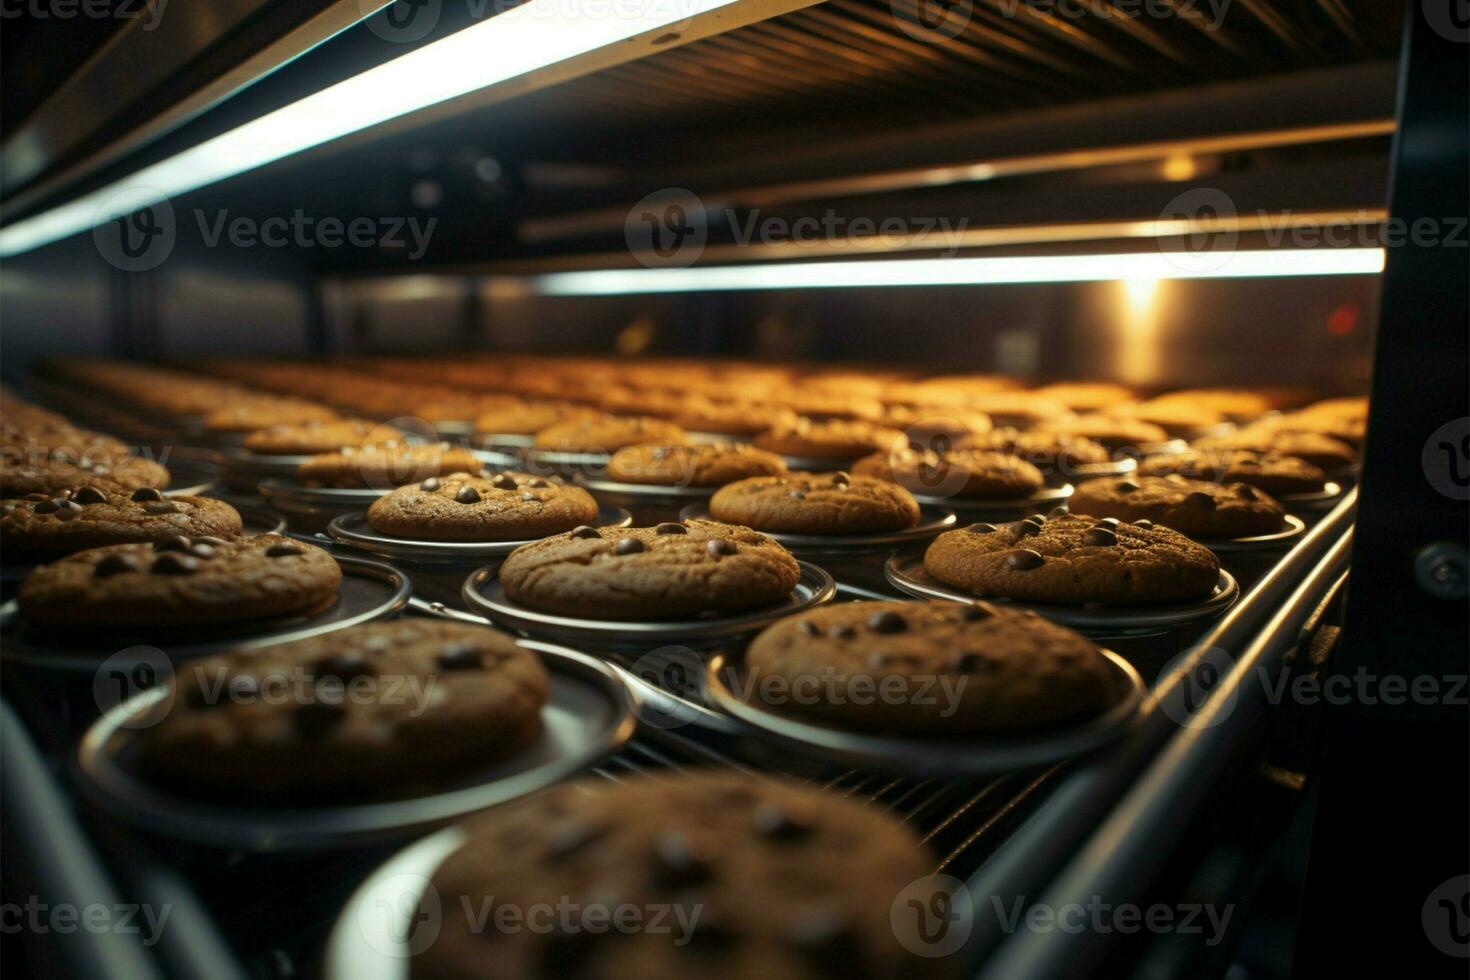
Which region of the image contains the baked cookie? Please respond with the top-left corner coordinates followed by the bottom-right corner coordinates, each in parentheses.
top-left (671, 399), bottom-right (796, 437)
top-left (607, 443), bottom-right (787, 487)
top-left (746, 600), bottom-right (1116, 734)
top-left (1035, 414), bottom-right (1170, 452)
top-left (533, 415), bottom-right (688, 453)
top-left (853, 449), bottom-right (1045, 500)
top-left (138, 620), bottom-right (548, 803)
top-left (201, 399), bottom-right (338, 433)
top-left (2, 447), bottom-right (169, 498)
top-left (367, 471), bottom-right (599, 542)
top-left (242, 418), bottom-right (403, 456)
top-left (1138, 450), bottom-right (1327, 496)
top-left (1193, 429), bottom-right (1357, 470)
top-left (709, 472), bottom-right (921, 535)
top-left (18, 533), bottom-right (342, 628)
top-left (975, 428), bottom-right (1112, 473)
top-left (414, 771), bottom-right (945, 980)
top-left (1031, 382), bottom-right (1136, 412)
top-left (924, 514), bottom-right (1220, 605)
top-left (297, 442), bottom-right (485, 489)
top-left (878, 406), bottom-right (993, 450)
top-left (499, 519), bottom-right (800, 619)
top-left (474, 401), bottom-right (599, 436)
top-left (1070, 474), bottom-right (1286, 538)
top-left (2, 486), bottom-right (242, 557)
top-left (752, 416), bottom-right (906, 460)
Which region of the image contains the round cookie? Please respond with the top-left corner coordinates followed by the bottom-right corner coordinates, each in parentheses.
top-left (18, 533), bottom-right (342, 628)
top-left (1034, 414), bottom-right (1170, 452)
top-left (2, 448), bottom-right (169, 498)
top-left (367, 471), bottom-right (599, 542)
top-left (242, 418), bottom-right (403, 456)
top-left (752, 416), bottom-right (906, 460)
top-left (923, 513), bottom-right (1220, 605)
top-left (532, 415), bottom-right (688, 453)
top-left (1, 486), bottom-right (243, 557)
top-left (746, 600), bottom-right (1116, 734)
top-left (1194, 429), bottom-right (1357, 470)
top-left (878, 406), bottom-right (993, 449)
top-left (709, 472), bottom-right (921, 535)
top-left (474, 401), bottom-right (599, 436)
top-left (499, 519), bottom-right (800, 620)
top-left (853, 448), bottom-right (1045, 500)
top-left (607, 443), bottom-right (787, 487)
top-left (138, 620), bottom-right (548, 804)
top-left (975, 428), bottom-right (1112, 473)
top-left (1070, 474), bottom-right (1286, 538)
top-left (671, 399), bottom-right (795, 437)
top-left (1138, 450), bottom-right (1327, 496)
top-left (297, 442), bottom-right (485, 489)
top-left (201, 399), bottom-right (339, 433)
top-left (414, 771), bottom-right (945, 980)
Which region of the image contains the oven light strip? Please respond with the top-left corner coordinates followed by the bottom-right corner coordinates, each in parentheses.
top-left (504, 248), bottom-right (1387, 295)
top-left (0, 0), bottom-right (745, 258)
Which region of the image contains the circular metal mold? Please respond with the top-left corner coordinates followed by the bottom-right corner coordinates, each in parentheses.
top-left (678, 502), bottom-right (957, 552)
top-left (325, 507), bottom-right (634, 564)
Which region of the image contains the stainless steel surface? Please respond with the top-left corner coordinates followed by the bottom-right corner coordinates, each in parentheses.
top-left (912, 484), bottom-right (1074, 516)
top-left (325, 507), bottom-right (633, 563)
top-left (1195, 513), bottom-right (1308, 552)
top-left (678, 502), bottom-right (959, 551)
top-left (884, 553), bottom-right (1240, 636)
top-left (705, 646), bottom-right (1145, 776)
top-left (74, 640), bottom-right (636, 852)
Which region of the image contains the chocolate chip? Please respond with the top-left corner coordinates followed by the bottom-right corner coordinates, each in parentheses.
top-left (152, 553), bottom-right (199, 575)
top-left (456, 486), bottom-right (482, 504)
top-left (130, 487), bottom-right (165, 502)
top-left (188, 543), bottom-right (216, 559)
top-left (317, 653), bottom-right (375, 682)
top-left (798, 620), bottom-right (821, 637)
top-left (829, 624), bottom-right (856, 639)
top-left (1025, 513), bottom-right (1047, 525)
top-left (491, 474), bottom-right (518, 491)
top-left (1005, 549), bottom-right (1045, 571)
top-left (615, 538), bottom-right (645, 555)
top-left (683, 907), bottom-right (738, 948)
top-left (1116, 480), bottom-right (1139, 493)
top-left (294, 699), bottom-right (344, 735)
top-left (706, 539), bottom-right (737, 557)
top-left (540, 923), bottom-right (599, 971)
top-left (143, 500), bottom-right (178, 515)
top-left (437, 645), bottom-right (483, 671)
top-left (1083, 527), bottom-right (1118, 547)
top-left (1097, 517), bottom-right (1121, 528)
top-left (1016, 519), bottom-right (1042, 537)
top-left (831, 472), bottom-right (851, 486)
top-left (73, 485), bottom-right (109, 505)
top-left (1048, 505), bottom-right (1070, 517)
top-left (969, 523), bottom-right (998, 534)
top-left (266, 542), bottom-right (304, 557)
top-left (960, 603), bottom-right (995, 621)
top-left (419, 477), bottom-right (440, 492)
top-left (1237, 485), bottom-right (1258, 500)
top-left (655, 522), bottom-right (687, 534)
top-left (193, 536), bottom-right (228, 546)
top-left (53, 500), bottom-right (83, 521)
top-left (788, 490), bottom-right (807, 500)
top-left (33, 499), bottom-right (59, 514)
top-left (652, 831), bottom-right (715, 889)
top-left (544, 820), bottom-right (607, 862)
top-left (1184, 491), bottom-right (1216, 509)
top-left (753, 803), bottom-right (813, 841)
top-left (154, 535), bottom-right (191, 552)
top-left (866, 610), bottom-right (907, 634)
top-left (520, 491), bottom-right (537, 501)
top-left (951, 652), bottom-right (992, 673)
top-left (569, 525), bottom-right (600, 539)
top-left (1133, 519), bottom-right (1154, 529)
top-left (94, 554), bottom-right (141, 578)
top-left (529, 479), bottom-right (551, 488)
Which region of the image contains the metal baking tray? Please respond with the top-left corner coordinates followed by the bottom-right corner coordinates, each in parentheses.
top-left (577, 476), bottom-right (719, 500)
top-left (911, 483), bottom-right (1073, 516)
top-left (161, 456), bottom-right (224, 497)
top-left (0, 556), bottom-right (411, 672)
top-left (73, 639), bottom-right (635, 852)
top-left (325, 507), bottom-right (634, 564)
top-left (704, 644), bottom-right (1146, 776)
top-left (1276, 481), bottom-right (1345, 511)
top-left (884, 551), bottom-right (1240, 637)
top-left (1193, 513), bottom-right (1307, 552)
top-left (461, 560), bottom-right (836, 649)
top-left (678, 502), bottom-right (957, 552)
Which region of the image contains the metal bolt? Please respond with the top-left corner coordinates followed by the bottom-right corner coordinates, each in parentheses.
top-left (1413, 542), bottom-right (1469, 600)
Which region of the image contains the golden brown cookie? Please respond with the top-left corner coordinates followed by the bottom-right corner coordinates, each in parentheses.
top-left (752, 417), bottom-right (906, 460)
top-left (709, 472), bottom-right (921, 534)
top-left (242, 418), bottom-right (404, 456)
top-left (473, 401), bottom-right (600, 436)
top-left (297, 442), bottom-right (485, 489)
top-left (853, 448), bottom-right (1045, 500)
top-left (366, 471), bottom-right (599, 541)
top-left (1138, 450), bottom-right (1327, 496)
top-left (2, 486), bottom-right (242, 557)
top-left (606, 443), bottom-right (787, 487)
top-left (1193, 429), bottom-right (1357, 470)
top-left (1070, 474), bottom-right (1286, 538)
top-left (532, 415), bottom-right (688, 453)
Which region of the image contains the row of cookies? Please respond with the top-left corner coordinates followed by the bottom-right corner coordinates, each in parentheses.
top-left (2, 391), bottom-right (172, 498)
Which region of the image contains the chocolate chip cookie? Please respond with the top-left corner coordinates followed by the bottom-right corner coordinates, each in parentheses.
top-left (474, 400), bottom-right (599, 436)
top-left (366, 471), bottom-right (600, 542)
top-left (606, 442), bottom-right (787, 487)
top-left (1034, 414), bottom-right (1170, 452)
top-left (242, 418), bottom-right (404, 456)
top-left (2, 447), bottom-right (169, 498)
top-left (2, 486), bottom-right (242, 557)
top-left (853, 448), bottom-right (1045, 500)
top-left (532, 415), bottom-right (688, 453)
top-left (1194, 429), bottom-right (1358, 470)
top-left (297, 442), bottom-right (485, 489)
top-left (709, 472), bottom-right (921, 535)
top-left (746, 600), bottom-right (1116, 734)
top-left (138, 620), bottom-right (548, 803)
top-left (414, 771), bottom-right (945, 980)
top-left (923, 513), bottom-right (1220, 605)
top-left (18, 533), bottom-right (342, 628)
top-left (974, 428), bottom-right (1112, 473)
top-left (499, 519), bottom-right (800, 619)
top-left (752, 416), bottom-right (906, 460)
top-left (1070, 474), bottom-right (1286, 538)
top-left (1138, 450), bottom-right (1327, 496)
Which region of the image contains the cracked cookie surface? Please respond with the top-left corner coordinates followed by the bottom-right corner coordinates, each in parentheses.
top-left (367, 471), bottom-right (599, 541)
top-left (709, 472), bottom-right (920, 534)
